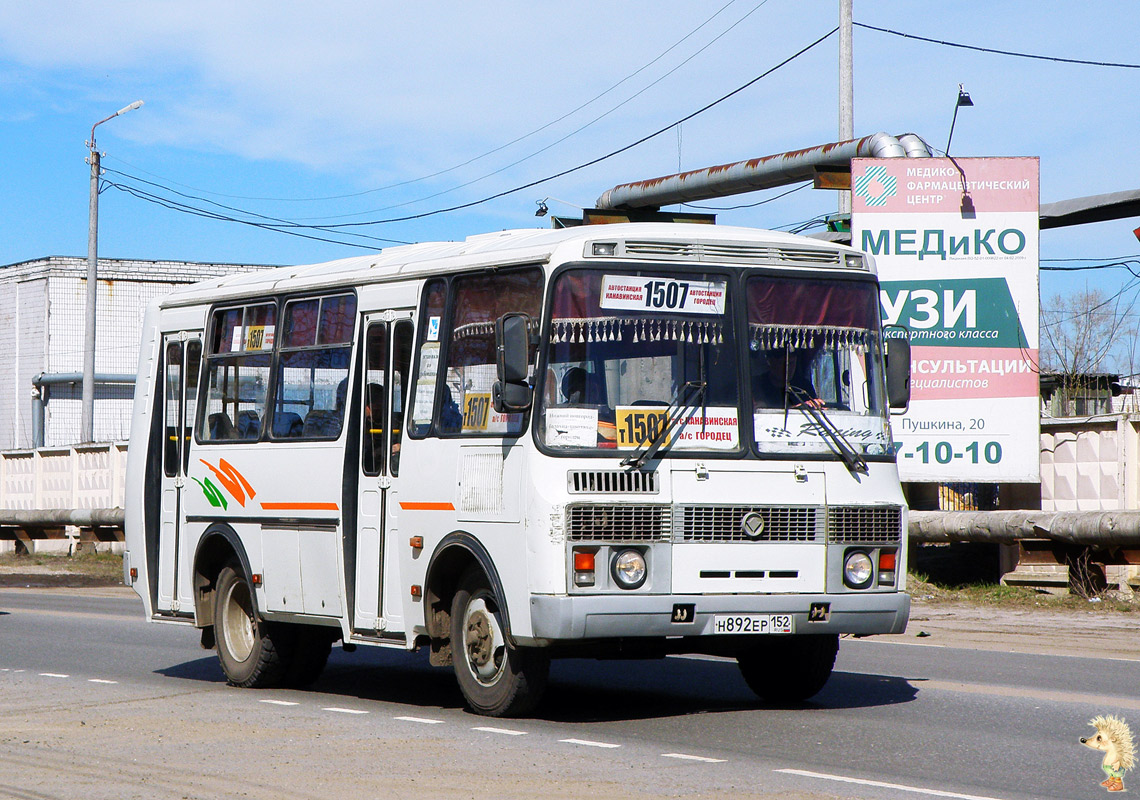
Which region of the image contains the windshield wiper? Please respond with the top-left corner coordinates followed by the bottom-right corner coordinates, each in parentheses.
top-left (621, 380), bottom-right (706, 470)
top-left (787, 387), bottom-right (868, 475)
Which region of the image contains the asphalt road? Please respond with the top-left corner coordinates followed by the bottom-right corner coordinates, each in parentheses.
top-left (0, 587), bottom-right (1136, 800)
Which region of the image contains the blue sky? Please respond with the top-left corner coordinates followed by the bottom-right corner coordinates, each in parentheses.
top-left (1, 1), bottom-right (1137, 307)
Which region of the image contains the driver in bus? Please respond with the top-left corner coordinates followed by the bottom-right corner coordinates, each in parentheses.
top-left (561, 366), bottom-right (602, 405)
top-left (752, 345), bottom-right (823, 409)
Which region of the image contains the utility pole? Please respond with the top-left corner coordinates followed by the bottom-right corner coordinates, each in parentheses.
top-left (838, 0), bottom-right (853, 215)
top-left (83, 100), bottom-right (143, 444)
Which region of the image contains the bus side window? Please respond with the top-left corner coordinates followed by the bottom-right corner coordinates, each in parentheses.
top-left (163, 342), bottom-right (182, 476)
top-left (362, 322), bottom-right (388, 476)
top-left (200, 303), bottom-right (275, 443)
top-left (182, 340), bottom-right (202, 472)
top-left (408, 279), bottom-right (447, 438)
top-left (441, 267), bottom-right (542, 436)
top-left (390, 320), bottom-right (413, 475)
top-left (275, 294), bottom-right (356, 440)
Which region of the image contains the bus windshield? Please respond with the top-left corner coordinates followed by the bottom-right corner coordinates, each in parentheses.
top-left (538, 268), bottom-right (741, 454)
top-left (746, 275), bottom-right (891, 458)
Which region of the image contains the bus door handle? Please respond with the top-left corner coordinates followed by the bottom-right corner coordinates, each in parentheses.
top-left (377, 475), bottom-right (392, 490)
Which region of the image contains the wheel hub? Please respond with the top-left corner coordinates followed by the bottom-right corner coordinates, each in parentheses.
top-left (461, 596), bottom-right (505, 685)
top-left (465, 610), bottom-right (493, 668)
top-left (221, 582), bottom-right (255, 663)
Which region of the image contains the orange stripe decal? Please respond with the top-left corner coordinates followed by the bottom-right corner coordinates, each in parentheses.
top-left (260, 502), bottom-right (340, 511)
top-left (399, 502), bottom-right (455, 511)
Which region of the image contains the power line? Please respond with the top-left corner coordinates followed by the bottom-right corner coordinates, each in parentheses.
top-left (112, 26), bottom-right (839, 236)
top-left (269, 0), bottom-right (778, 222)
top-left (102, 167), bottom-right (410, 246)
top-left (855, 22), bottom-right (1140, 69)
top-left (308, 26), bottom-right (840, 229)
top-left (1042, 254), bottom-right (1140, 263)
top-left (104, 181), bottom-right (389, 251)
top-left (683, 182), bottom-right (809, 210)
top-left (101, 0), bottom-right (763, 206)
top-left (1041, 260), bottom-right (1140, 277)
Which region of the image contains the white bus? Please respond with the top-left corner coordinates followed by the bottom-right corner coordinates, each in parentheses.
top-left (124, 221), bottom-right (912, 716)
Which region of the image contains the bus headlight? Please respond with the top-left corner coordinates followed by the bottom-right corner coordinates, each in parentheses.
top-left (843, 550), bottom-right (874, 589)
top-left (611, 549), bottom-right (647, 590)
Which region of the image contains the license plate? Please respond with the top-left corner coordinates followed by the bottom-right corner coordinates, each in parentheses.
top-left (712, 614), bottom-right (793, 634)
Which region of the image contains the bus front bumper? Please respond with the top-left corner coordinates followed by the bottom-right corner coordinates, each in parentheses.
top-left (528, 591), bottom-right (909, 641)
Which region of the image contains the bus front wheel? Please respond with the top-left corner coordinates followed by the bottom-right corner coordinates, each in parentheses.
top-left (737, 633), bottom-right (838, 703)
top-left (450, 566), bottom-right (548, 717)
top-left (214, 560), bottom-right (288, 688)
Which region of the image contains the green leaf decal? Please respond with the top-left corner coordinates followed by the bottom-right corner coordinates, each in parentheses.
top-left (192, 476), bottom-right (228, 510)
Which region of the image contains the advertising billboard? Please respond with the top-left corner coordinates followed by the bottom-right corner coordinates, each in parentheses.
top-left (851, 157), bottom-right (1040, 482)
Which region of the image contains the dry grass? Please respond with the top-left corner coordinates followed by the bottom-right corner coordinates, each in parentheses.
top-left (907, 571), bottom-right (1139, 613)
top-left (0, 550), bottom-right (124, 586)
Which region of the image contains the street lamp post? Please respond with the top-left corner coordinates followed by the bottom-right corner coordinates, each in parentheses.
top-left (82, 100), bottom-right (143, 444)
top-left (944, 84), bottom-right (973, 157)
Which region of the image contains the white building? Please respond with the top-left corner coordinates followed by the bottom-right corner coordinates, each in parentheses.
top-left (0, 256), bottom-right (275, 450)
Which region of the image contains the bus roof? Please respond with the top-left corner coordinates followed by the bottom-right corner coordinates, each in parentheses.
top-left (157, 223), bottom-right (870, 309)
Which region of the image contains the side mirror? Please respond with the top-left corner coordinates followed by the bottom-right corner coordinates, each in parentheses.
top-left (884, 326), bottom-right (911, 412)
top-left (492, 312), bottom-right (533, 413)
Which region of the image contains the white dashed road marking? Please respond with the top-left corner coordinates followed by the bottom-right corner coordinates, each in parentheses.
top-left (39, 673), bottom-right (69, 678)
top-left (323, 707), bottom-right (369, 715)
top-left (662, 753), bottom-right (726, 763)
top-left (394, 716), bottom-right (444, 724)
top-left (559, 738), bottom-right (620, 749)
top-left (260, 699), bottom-right (299, 706)
top-left (472, 726), bottom-right (527, 736)
top-left (776, 768), bottom-right (1010, 800)
top-left (88, 679), bottom-right (118, 684)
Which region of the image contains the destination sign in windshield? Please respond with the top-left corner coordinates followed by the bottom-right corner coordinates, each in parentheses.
top-left (600, 275), bottom-right (726, 315)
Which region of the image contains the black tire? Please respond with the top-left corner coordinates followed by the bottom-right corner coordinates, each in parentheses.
top-left (213, 561), bottom-right (289, 688)
top-left (737, 634), bottom-right (839, 703)
top-left (285, 626), bottom-right (334, 688)
top-left (450, 566), bottom-right (549, 717)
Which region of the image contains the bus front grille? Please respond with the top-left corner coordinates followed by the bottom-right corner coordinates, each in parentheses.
top-left (826, 506), bottom-right (903, 544)
top-left (675, 505), bottom-right (824, 543)
top-left (566, 504), bottom-right (670, 542)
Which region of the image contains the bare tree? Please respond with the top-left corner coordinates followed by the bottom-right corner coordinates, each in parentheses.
top-left (1040, 286), bottom-right (1140, 415)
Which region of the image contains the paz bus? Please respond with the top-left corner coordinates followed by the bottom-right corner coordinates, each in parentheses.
top-left (123, 221), bottom-right (912, 716)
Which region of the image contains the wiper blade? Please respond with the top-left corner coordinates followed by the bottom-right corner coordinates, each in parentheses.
top-left (621, 380), bottom-right (706, 470)
top-left (787, 387), bottom-right (868, 475)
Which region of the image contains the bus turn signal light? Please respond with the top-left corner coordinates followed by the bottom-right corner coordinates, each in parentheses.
top-left (409, 536), bottom-right (423, 550)
top-left (573, 550), bottom-right (596, 587)
top-left (878, 550), bottom-right (897, 586)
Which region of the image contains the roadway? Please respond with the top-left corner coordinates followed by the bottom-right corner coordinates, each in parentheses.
top-left (0, 587), bottom-right (1136, 800)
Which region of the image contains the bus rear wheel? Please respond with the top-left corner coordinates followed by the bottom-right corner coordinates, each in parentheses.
top-left (450, 566), bottom-right (548, 717)
top-left (214, 561), bottom-right (289, 688)
top-left (737, 634), bottom-right (838, 703)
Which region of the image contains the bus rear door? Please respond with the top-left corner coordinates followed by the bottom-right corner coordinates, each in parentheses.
top-left (157, 332), bottom-right (202, 615)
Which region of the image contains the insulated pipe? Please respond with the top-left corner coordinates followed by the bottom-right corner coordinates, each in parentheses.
top-left (897, 133), bottom-right (933, 160)
top-left (910, 510), bottom-right (1140, 547)
top-left (0, 508), bottom-right (124, 528)
top-left (596, 132), bottom-right (919, 211)
top-left (31, 372), bottom-right (136, 449)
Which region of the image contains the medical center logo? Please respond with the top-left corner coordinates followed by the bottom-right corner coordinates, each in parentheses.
top-left (854, 164), bottom-right (896, 206)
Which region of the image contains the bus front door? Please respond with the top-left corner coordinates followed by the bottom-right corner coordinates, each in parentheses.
top-left (156, 333), bottom-right (202, 615)
top-left (354, 313), bottom-right (413, 634)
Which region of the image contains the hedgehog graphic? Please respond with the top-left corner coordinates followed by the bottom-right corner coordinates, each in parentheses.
top-left (1081, 715), bottom-right (1136, 792)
